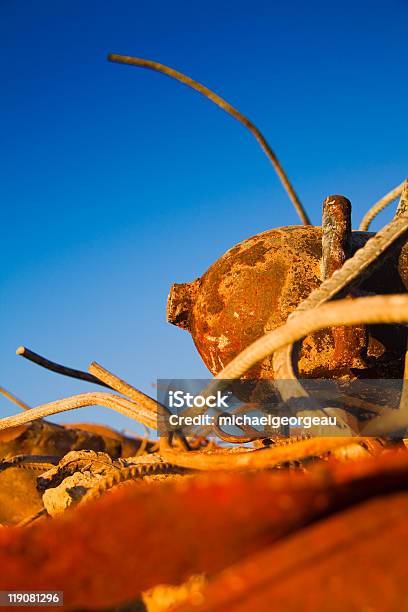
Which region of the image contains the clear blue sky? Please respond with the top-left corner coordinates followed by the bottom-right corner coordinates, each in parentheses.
top-left (1, 0), bottom-right (407, 434)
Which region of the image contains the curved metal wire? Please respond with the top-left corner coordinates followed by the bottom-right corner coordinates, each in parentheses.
top-left (359, 180), bottom-right (406, 231)
top-left (108, 53), bottom-right (311, 225)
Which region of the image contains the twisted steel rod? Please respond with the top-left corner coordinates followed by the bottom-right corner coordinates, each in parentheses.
top-left (0, 392), bottom-right (157, 432)
top-left (15, 349), bottom-right (167, 424)
top-left (202, 295), bottom-right (408, 395)
top-left (89, 362), bottom-right (190, 449)
top-left (273, 190), bottom-right (408, 393)
top-left (362, 341), bottom-right (408, 436)
top-left (89, 361), bottom-right (165, 417)
top-left (293, 210), bottom-right (408, 314)
top-left (359, 180), bottom-right (406, 231)
top-left (161, 437), bottom-right (362, 470)
top-left (0, 386), bottom-right (30, 411)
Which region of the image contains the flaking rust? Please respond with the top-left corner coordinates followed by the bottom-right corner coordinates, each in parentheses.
top-left (168, 195), bottom-right (408, 379)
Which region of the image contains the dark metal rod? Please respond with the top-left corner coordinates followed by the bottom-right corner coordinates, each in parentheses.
top-left (16, 346), bottom-right (112, 389)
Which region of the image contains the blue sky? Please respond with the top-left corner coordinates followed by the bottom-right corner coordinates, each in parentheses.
top-left (1, 0), bottom-right (407, 434)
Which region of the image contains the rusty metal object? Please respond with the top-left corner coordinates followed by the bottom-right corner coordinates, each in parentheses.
top-left (168, 207), bottom-right (408, 379)
top-left (0, 467), bottom-right (44, 526)
top-left (167, 280), bottom-right (201, 331)
top-left (0, 420), bottom-right (122, 460)
top-left (1, 450), bottom-right (408, 608)
top-left (321, 196), bottom-right (352, 280)
top-left (176, 491), bottom-right (408, 612)
top-left (321, 195), bottom-right (367, 374)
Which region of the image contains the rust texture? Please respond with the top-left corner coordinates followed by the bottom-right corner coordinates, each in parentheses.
top-left (0, 451), bottom-right (408, 609)
top-left (0, 467), bottom-right (44, 525)
top-left (176, 492), bottom-right (408, 611)
top-left (168, 225), bottom-right (408, 378)
top-left (321, 195), bottom-right (352, 279)
top-left (1, 53), bottom-right (407, 612)
top-left (167, 280), bottom-right (200, 331)
top-left (0, 421), bottom-right (121, 460)
top-left (321, 195), bottom-right (367, 374)
top-left (0, 420), bottom-right (154, 461)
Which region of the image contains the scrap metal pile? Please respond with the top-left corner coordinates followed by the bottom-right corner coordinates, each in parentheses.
top-left (1, 391), bottom-right (408, 610)
top-left (1, 55), bottom-right (408, 610)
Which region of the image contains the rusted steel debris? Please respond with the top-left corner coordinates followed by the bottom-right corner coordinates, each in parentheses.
top-left (321, 195), bottom-right (366, 373)
top-left (175, 491), bottom-right (408, 612)
top-left (1, 53), bottom-right (408, 610)
top-left (168, 191), bottom-right (408, 381)
top-left (0, 450), bottom-right (407, 609)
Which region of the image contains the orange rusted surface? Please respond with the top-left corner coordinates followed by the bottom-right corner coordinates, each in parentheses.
top-left (62, 422), bottom-right (157, 456)
top-left (168, 226), bottom-right (408, 378)
top-left (175, 491), bottom-right (408, 611)
top-left (1, 451), bottom-right (408, 609)
top-left (0, 421), bottom-right (122, 460)
top-left (321, 196), bottom-right (367, 374)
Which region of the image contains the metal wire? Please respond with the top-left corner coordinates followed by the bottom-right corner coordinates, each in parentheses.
top-left (108, 53), bottom-right (311, 225)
